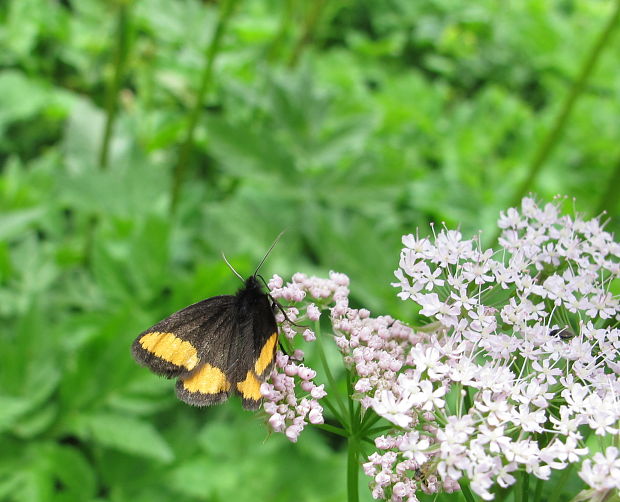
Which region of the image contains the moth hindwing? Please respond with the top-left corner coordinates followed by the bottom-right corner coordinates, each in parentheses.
top-left (132, 276), bottom-right (278, 410)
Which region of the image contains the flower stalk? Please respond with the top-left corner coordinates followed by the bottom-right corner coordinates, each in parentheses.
top-left (493, 0), bottom-right (620, 246)
top-left (170, 0), bottom-right (239, 214)
top-left (99, 1), bottom-right (132, 170)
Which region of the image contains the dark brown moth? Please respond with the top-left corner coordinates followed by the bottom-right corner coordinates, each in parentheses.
top-left (131, 235), bottom-right (282, 410)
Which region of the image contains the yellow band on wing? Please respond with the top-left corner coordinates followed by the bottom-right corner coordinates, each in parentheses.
top-left (237, 371), bottom-right (262, 401)
top-left (182, 364), bottom-right (231, 394)
top-left (254, 333), bottom-right (277, 375)
top-left (139, 332), bottom-right (200, 370)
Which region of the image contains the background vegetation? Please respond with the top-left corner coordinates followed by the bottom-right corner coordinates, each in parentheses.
top-left (0, 0), bottom-right (619, 501)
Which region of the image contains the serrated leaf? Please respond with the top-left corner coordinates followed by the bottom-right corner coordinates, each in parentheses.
top-left (203, 115), bottom-right (291, 176)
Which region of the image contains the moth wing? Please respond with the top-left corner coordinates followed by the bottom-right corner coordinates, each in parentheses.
top-left (131, 295), bottom-right (235, 379)
top-left (174, 303), bottom-right (247, 407)
top-left (234, 295), bottom-right (279, 410)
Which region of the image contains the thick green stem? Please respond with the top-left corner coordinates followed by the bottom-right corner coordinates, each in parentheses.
top-left (347, 435), bottom-right (359, 502)
top-left (520, 471), bottom-right (530, 502)
top-left (491, 0), bottom-right (620, 245)
top-left (99, 1), bottom-right (131, 170)
top-left (170, 0), bottom-right (239, 213)
top-left (533, 477), bottom-right (543, 502)
top-left (459, 479), bottom-right (476, 502)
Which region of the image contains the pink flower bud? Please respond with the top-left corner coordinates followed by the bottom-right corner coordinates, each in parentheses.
top-left (297, 366), bottom-right (316, 380)
top-left (311, 384), bottom-right (327, 399)
top-left (302, 329), bottom-right (316, 342)
top-left (306, 303), bottom-right (321, 321)
top-left (268, 413), bottom-right (285, 432)
top-left (268, 275), bottom-right (284, 289)
top-left (308, 407), bottom-right (323, 424)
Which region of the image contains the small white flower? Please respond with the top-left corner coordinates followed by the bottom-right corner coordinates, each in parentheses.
top-left (370, 390), bottom-right (414, 428)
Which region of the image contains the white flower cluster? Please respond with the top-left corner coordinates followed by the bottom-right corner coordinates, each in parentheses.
top-left (353, 198), bottom-right (620, 500)
top-left (263, 197), bottom-right (619, 500)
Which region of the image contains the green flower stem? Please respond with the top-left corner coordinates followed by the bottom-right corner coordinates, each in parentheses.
top-left (315, 423), bottom-right (348, 438)
top-left (596, 153), bottom-right (620, 216)
top-left (321, 396), bottom-right (348, 432)
top-left (314, 321), bottom-right (349, 425)
top-left (548, 463), bottom-right (575, 502)
top-left (170, 0), bottom-right (239, 214)
top-left (361, 437), bottom-right (375, 447)
top-left (346, 369), bottom-right (355, 426)
top-left (520, 471), bottom-right (530, 502)
top-left (459, 479), bottom-right (476, 502)
top-left (533, 477), bottom-right (543, 502)
top-left (347, 434), bottom-right (360, 502)
top-left (288, 0), bottom-right (326, 67)
top-left (359, 409), bottom-right (382, 434)
top-left (99, 1), bottom-right (132, 170)
top-left (363, 425), bottom-right (394, 437)
top-left (491, 0), bottom-right (620, 246)
top-left (267, 0), bottom-right (294, 61)
top-left (463, 386), bottom-right (473, 412)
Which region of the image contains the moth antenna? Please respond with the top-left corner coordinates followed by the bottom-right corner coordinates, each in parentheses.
top-left (221, 252), bottom-right (245, 283)
top-left (257, 274), bottom-right (270, 290)
top-left (253, 230), bottom-right (285, 276)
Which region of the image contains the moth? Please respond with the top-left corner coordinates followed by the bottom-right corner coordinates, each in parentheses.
top-left (131, 235), bottom-right (283, 410)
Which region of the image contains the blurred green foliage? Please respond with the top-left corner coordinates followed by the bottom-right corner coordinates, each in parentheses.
top-left (0, 0), bottom-right (618, 500)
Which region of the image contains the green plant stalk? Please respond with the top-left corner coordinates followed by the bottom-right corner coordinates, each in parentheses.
top-left (315, 423), bottom-right (348, 438)
top-left (346, 368), bottom-right (363, 502)
top-left (363, 425), bottom-right (394, 437)
top-left (347, 369), bottom-right (355, 427)
top-left (314, 321), bottom-right (349, 424)
top-left (347, 434), bottom-right (360, 502)
top-left (548, 463), bottom-right (575, 502)
top-left (596, 153), bottom-right (620, 216)
top-left (170, 0), bottom-right (239, 213)
top-left (459, 479), bottom-right (476, 502)
top-left (288, 0), bottom-right (326, 67)
top-left (267, 0), bottom-right (295, 61)
top-left (99, 1), bottom-right (131, 170)
top-left (533, 477), bottom-right (543, 502)
top-left (321, 395), bottom-right (348, 430)
top-left (520, 470), bottom-right (530, 502)
top-left (359, 409), bottom-right (382, 435)
top-left (491, 0), bottom-right (620, 246)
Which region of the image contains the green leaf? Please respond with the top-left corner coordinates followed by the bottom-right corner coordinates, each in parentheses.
top-left (0, 71), bottom-right (50, 129)
top-left (45, 444), bottom-right (97, 501)
top-left (0, 396), bottom-right (31, 433)
top-left (61, 98), bottom-right (105, 173)
top-left (12, 402), bottom-right (58, 439)
top-left (75, 413), bottom-right (175, 463)
top-left (0, 208), bottom-right (46, 242)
